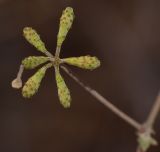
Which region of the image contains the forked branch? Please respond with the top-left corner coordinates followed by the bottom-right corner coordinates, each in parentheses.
top-left (61, 65), bottom-right (160, 152)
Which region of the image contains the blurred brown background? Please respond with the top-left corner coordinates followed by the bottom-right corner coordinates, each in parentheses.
top-left (0, 0), bottom-right (160, 152)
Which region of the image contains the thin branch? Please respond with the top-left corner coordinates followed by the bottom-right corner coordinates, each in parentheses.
top-left (60, 65), bottom-right (160, 152)
top-left (61, 65), bottom-right (141, 130)
top-left (145, 92), bottom-right (160, 128)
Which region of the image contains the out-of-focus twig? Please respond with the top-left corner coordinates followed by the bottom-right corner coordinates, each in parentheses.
top-left (145, 92), bottom-right (160, 128)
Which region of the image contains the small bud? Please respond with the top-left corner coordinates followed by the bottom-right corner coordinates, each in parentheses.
top-left (63, 56), bottom-right (101, 70)
top-left (57, 7), bottom-right (74, 47)
top-left (22, 56), bottom-right (49, 69)
top-left (55, 68), bottom-right (71, 108)
top-left (22, 64), bottom-right (52, 98)
top-left (11, 78), bottom-right (22, 89)
top-left (138, 132), bottom-right (158, 151)
top-left (23, 27), bottom-right (47, 53)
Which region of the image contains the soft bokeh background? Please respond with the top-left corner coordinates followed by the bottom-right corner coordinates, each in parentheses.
top-left (0, 0), bottom-right (160, 152)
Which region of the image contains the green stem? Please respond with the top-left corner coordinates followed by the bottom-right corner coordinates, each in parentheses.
top-left (55, 46), bottom-right (61, 58)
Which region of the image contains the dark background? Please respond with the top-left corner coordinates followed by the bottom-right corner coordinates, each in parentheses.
top-left (0, 0), bottom-right (160, 152)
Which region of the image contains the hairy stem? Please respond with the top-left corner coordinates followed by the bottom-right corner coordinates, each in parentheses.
top-left (61, 65), bottom-right (141, 130)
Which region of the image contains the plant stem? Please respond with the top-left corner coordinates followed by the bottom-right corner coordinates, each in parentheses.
top-left (135, 92), bottom-right (160, 152)
top-left (55, 46), bottom-right (61, 58)
top-left (60, 65), bottom-right (160, 152)
top-left (45, 50), bottom-right (54, 58)
top-left (61, 65), bottom-right (141, 130)
top-left (145, 92), bottom-right (160, 128)
top-left (17, 64), bottom-right (24, 79)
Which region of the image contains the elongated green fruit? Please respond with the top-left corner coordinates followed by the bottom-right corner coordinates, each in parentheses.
top-left (57, 7), bottom-right (74, 47)
top-left (22, 63), bottom-right (52, 98)
top-left (23, 27), bottom-right (47, 53)
top-left (22, 56), bottom-right (49, 69)
top-left (63, 56), bottom-right (101, 70)
top-left (55, 67), bottom-right (71, 108)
